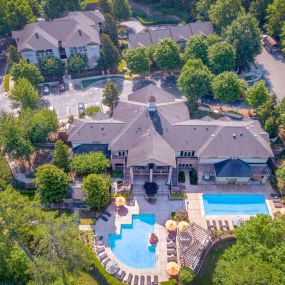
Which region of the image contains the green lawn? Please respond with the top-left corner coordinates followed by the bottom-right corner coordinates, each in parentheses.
top-left (192, 239), bottom-right (235, 285)
top-left (74, 272), bottom-right (99, 285)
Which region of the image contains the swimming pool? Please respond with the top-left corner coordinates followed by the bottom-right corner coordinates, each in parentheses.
top-left (109, 214), bottom-right (156, 269)
top-left (203, 194), bottom-right (269, 215)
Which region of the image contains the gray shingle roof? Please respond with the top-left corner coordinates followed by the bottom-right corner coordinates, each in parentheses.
top-left (128, 21), bottom-right (213, 49)
top-left (12, 10), bottom-right (104, 52)
top-left (214, 159), bottom-right (253, 177)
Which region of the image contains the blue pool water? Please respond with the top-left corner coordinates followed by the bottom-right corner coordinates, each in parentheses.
top-left (203, 194), bottom-right (269, 215)
top-left (109, 214), bottom-right (156, 269)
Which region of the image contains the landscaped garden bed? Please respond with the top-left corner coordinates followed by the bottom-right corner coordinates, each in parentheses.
top-left (169, 192), bottom-right (187, 200)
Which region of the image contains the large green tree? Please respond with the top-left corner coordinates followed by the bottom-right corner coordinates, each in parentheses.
top-left (123, 47), bottom-right (151, 74)
top-left (276, 165), bottom-right (285, 195)
top-left (111, 0), bottom-right (131, 21)
top-left (177, 59), bottom-right (213, 111)
top-left (154, 39), bottom-right (181, 71)
top-left (52, 140), bottom-right (70, 173)
top-left (7, 45), bottom-right (21, 67)
top-left (0, 0), bottom-right (35, 36)
top-left (213, 215), bottom-right (285, 285)
top-left (102, 81), bottom-right (119, 115)
top-left (212, 71), bottom-right (247, 104)
top-left (39, 55), bottom-right (63, 78)
top-left (98, 0), bottom-right (112, 14)
top-left (11, 59), bottom-right (44, 86)
top-left (34, 164), bottom-right (69, 204)
top-left (82, 174), bottom-right (111, 210)
top-left (265, 0), bottom-right (285, 38)
top-left (103, 14), bottom-right (118, 45)
top-left (245, 80), bottom-right (270, 110)
top-left (208, 42), bottom-right (236, 74)
top-left (209, 0), bottom-right (244, 32)
top-left (98, 34), bottom-right (120, 71)
top-left (9, 78), bottom-right (41, 110)
top-left (71, 152), bottom-right (109, 176)
top-left (250, 0), bottom-right (273, 27)
top-left (225, 14), bottom-right (262, 68)
top-left (67, 54), bottom-right (87, 75)
top-left (196, 0), bottom-right (215, 21)
top-left (184, 35), bottom-right (209, 65)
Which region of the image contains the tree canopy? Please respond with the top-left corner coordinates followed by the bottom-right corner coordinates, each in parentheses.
top-left (34, 164), bottom-right (69, 204)
top-left (11, 59), bottom-right (44, 86)
top-left (39, 55), bottom-right (63, 78)
top-left (102, 81), bottom-right (119, 115)
top-left (250, 0), bottom-right (273, 27)
top-left (225, 14), bottom-right (262, 68)
top-left (208, 42), bottom-right (236, 74)
top-left (111, 0), bottom-right (131, 21)
top-left (71, 152), bottom-right (109, 176)
top-left (67, 54), bottom-right (87, 75)
top-left (103, 13), bottom-right (118, 45)
top-left (52, 140), bottom-right (70, 173)
top-left (123, 47), bottom-right (151, 74)
top-left (9, 78), bottom-right (41, 110)
top-left (154, 39), bottom-right (181, 71)
top-left (212, 71), bottom-right (247, 104)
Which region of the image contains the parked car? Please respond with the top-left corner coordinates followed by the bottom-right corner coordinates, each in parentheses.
top-left (262, 35), bottom-right (279, 54)
top-left (78, 102), bottom-right (86, 115)
top-left (43, 84), bottom-right (50, 94)
top-left (58, 78), bottom-right (65, 92)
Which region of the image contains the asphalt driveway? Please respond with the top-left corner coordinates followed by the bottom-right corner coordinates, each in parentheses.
top-left (256, 48), bottom-right (285, 100)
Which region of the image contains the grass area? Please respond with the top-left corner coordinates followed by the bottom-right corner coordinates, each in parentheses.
top-left (112, 192), bottom-right (132, 199)
top-left (4, 74), bottom-right (10, 92)
top-left (74, 272), bottom-right (99, 285)
top-left (169, 192), bottom-right (186, 199)
top-left (80, 218), bottom-right (96, 225)
top-left (86, 105), bottom-right (100, 116)
top-left (83, 0), bottom-right (98, 3)
top-left (192, 240), bottom-right (234, 285)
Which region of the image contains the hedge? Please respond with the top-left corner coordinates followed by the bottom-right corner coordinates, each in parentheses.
top-left (4, 74), bottom-right (10, 92)
top-left (91, 256), bottom-right (127, 285)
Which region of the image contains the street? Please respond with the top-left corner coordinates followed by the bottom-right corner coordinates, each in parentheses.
top-left (256, 48), bottom-right (285, 100)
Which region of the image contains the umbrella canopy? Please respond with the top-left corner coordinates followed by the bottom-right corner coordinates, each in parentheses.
top-left (165, 220), bottom-right (177, 231)
top-left (166, 262), bottom-right (180, 276)
top-left (106, 261), bottom-right (119, 275)
top-left (178, 221), bottom-right (189, 232)
top-left (115, 196), bottom-right (126, 207)
top-left (176, 209), bottom-right (188, 220)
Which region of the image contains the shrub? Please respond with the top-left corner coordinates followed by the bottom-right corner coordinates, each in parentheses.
top-left (86, 105), bottom-right (100, 117)
top-left (0, 155), bottom-right (12, 183)
top-left (179, 267), bottom-right (195, 285)
top-left (4, 74), bottom-right (10, 92)
top-left (160, 279), bottom-right (177, 285)
top-left (143, 182), bottom-right (158, 197)
top-left (71, 152), bottom-right (109, 176)
top-left (178, 171), bottom-right (185, 183)
top-left (189, 169), bottom-right (198, 185)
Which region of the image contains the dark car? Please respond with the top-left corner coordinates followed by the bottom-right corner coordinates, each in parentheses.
top-left (58, 78), bottom-right (66, 92)
top-left (78, 102), bottom-right (86, 115)
top-left (43, 84), bottom-right (50, 95)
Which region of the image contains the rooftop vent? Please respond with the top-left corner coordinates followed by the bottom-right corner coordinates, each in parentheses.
top-left (240, 132), bottom-right (243, 136)
top-left (233, 133), bottom-right (236, 139)
top-left (35, 32), bottom-right (39, 39)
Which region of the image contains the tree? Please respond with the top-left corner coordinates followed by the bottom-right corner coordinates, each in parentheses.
top-left (265, 0), bottom-right (285, 38)
top-left (196, 0), bottom-right (215, 21)
top-left (154, 39), bottom-right (181, 71)
top-left (225, 14), bottom-right (262, 68)
top-left (42, 0), bottom-right (81, 20)
top-left (276, 165), bottom-right (285, 195)
top-left (11, 59), bottom-right (44, 86)
top-left (0, 113), bottom-right (34, 160)
top-left (103, 14), bottom-right (118, 45)
top-left (111, 0), bottom-right (131, 21)
top-left (208, 42), bottom-right (236, 74)
top-left (9, 78), bottom-right (41, 110)
top-left (24, 109), bottom-right (58, 145)
top-left (67, 54), bottom-right (87, 75)
top-left (0, 0), bottom-right (35, 36)
top-left (7, 45), bottom-right (21, 67)
top-left (34, 164), bottom-right (69, 204)
top-left (102, 81), bottom-right (119, 115)
top-left (98, 0), bottom-right (112, 14)
top-left (82, 174), bottom-right (111, 210)
top-left (71, 152), bottom-right (109, 176)
top-left (98, 34), bottom-right (120, 71)
top-left (282, 24), bottom-right (285, 53)
top-left (184, 35), bottom-right (209, 65)
top-left (52, 140), bottom-right (70, 172)
top-left (245, 80), bottom-right (270, 110)
top-left (209, 0), bottom-right (244, 32)
top-left (177, 59), bottom-right (213, 111)
top-left (123, 47), bottom-right (151, 74)
top-left (212, 72), bottom-right (247, 104)
top-left (179, 267), bottom-right (195, 285)
top-left (0, 155), bottom-right (12, 185)
top-left (39, 55), bottom-right (63, 78)
top-left (213, 215), bottom-right (285, 285)
top-left (250, 0), bottom-right (273, 27)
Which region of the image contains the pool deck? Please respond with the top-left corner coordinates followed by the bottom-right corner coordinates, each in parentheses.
top-left (83, 181), bottom-right (284, 283)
